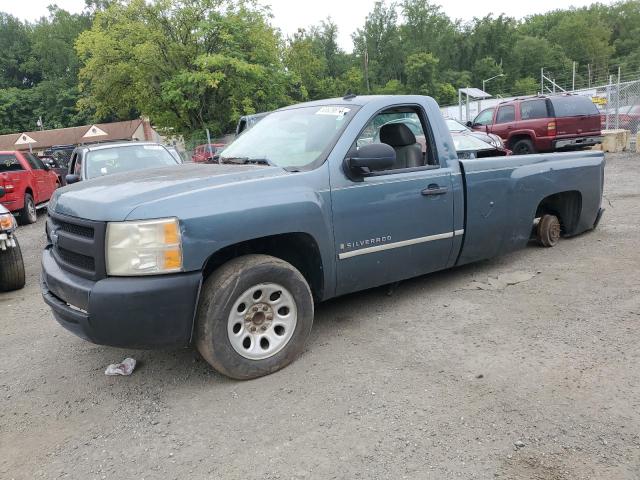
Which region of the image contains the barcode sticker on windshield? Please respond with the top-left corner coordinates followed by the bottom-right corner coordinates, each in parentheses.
top-left (143, 145), bottom-right (163, 150)
top-left (316, 106), bottom-right (350, 116)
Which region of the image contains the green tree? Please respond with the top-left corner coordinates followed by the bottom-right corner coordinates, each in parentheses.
top-left (436, 83), bottom-right (456, 105)
top-left (513, 77), bottom-right (539, 95)
top-left (509, 35), bottom-right (571, 81)
top-left (405, 52), bottom-right (439, 95)
top-left (352, 1), bottom-right (403, 91)
top-left (400, 0), bottom-right (460, 70)
top-left (76, 0), bottom-right (289, 136)
top-left (0, 13), bottom-right (33, 88)
top-left (472, 56), bottom-right (505, 94)
top-left (547, 13), bottom-right (613, 66)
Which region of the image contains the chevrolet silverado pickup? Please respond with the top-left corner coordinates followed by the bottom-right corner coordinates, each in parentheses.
top-left (42, 95), bottom-right (605, 379)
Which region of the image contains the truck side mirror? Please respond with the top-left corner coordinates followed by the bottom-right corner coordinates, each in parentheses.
top-left (345, 143), bottom-right (396, 180)
top-left (65, 174), bottom-right (80, 184)
top-left (466, 121), bottom-right (474, 128)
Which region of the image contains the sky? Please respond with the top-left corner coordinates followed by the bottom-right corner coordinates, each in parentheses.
top-left (2, 0), bottom-right (609, 52)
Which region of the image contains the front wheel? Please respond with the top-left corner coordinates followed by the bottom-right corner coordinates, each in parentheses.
top-left (19, 193), bottom-right (37, 225)
top-left (195, 254), bottom-right (314, 380)
top-left (0, 237), bottom-right (26, 291)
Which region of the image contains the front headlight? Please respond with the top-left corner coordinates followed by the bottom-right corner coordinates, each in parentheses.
top-left (106, 218), bottom-right (183, 276)
top-left (490, 135), bottom-right (504, 148)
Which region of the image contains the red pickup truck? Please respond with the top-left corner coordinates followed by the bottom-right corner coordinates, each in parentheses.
top-left (470, 95), bottom-right (602, 155)
top-left (191, 143), bottom-right (226, 163)
top-left (0, 151), bottom-right (59, 224)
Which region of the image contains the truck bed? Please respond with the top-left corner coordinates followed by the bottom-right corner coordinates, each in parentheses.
top-left (457, 150), bottom-right (605, 266)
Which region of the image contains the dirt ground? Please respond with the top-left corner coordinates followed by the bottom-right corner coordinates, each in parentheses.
top-left (1, 152), bottom-right (639, 480)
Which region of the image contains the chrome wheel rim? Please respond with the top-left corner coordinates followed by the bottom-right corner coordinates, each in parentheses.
top-left (227, 283), bottom-right (297, 360)
top-left (27, 199), bottom-right (36, 221)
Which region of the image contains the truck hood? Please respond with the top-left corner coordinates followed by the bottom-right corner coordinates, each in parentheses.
top-left (51, 163), bottom-right (287, 221)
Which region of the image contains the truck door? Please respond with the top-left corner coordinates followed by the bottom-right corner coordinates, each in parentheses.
top-left (471, 108), bottom-right (495, 134)
top-left (491, 105), bottom-right (516, 140)
top-left (22, 153), bottom-right (47, 203)
top-left (330, 106), bottom-right (456, 296)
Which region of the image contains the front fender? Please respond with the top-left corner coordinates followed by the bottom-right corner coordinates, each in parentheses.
top-left (125, 164), bottom-right (337, 299)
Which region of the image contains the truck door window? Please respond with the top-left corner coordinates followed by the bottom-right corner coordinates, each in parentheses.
top-left (354, 106), bottom-right (436, 172)
top-left (25, 152), bottom-right (45, 170)
top-left (73, 154), bottom-right (83, 176)
top-left (495, 105), bottom-right (515, 124)
top-left (521, 99), bottom-right (549, 120)
top-left (474, 108), bottom-right (494, 126)
top-left (0, 154), bottom-right (23, 172)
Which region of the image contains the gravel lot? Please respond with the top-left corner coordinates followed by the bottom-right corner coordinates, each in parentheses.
top-left (1, 152), bottom-right (639, 479)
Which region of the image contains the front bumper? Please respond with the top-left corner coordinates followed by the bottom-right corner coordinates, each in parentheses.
top-left (554, 136), bottom-right (603, 149)
top-left (41, 246), bottom-right (202, 348)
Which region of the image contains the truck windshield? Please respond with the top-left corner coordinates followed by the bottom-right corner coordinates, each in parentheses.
top-left (221, 105), bottom-right (358, 169)
top-left (85, 144), bottom-right (178, 179)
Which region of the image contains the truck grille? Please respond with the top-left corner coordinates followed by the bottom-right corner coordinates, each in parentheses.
top-left (47, 212), bottom-right (106, 280)
top-left (57, 221), bottom-right (94, 239)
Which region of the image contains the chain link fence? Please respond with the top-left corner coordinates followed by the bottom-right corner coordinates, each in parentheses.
top-left (599, 79), bottom-right (640, 134)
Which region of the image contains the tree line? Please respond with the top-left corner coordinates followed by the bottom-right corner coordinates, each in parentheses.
top-left (0, 0), bottom-right (639, 139)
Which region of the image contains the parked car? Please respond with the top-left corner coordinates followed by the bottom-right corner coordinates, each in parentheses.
top-left (165, 145), bottom-right (184, 163)
top-left (192, 143), bottom-right (226, 163)
top-left (236, 112), bottom-right (270, 136)
top-left (445, 118), bottom-right (505, 148)
top-left (39, 155), bottom-right (67, 186)
top-left (42, 95), bottom-right (604, 380)
top-left (469, 94), bottom-right (602, 155)
top-left (0, 186), bottom-right (26, 292)
top-left (0, 150), bottom-right (59, 224)
top-left (65, 142), bottom-right (181, 184)
top-left (373, 117), bottom-right (509, 159)
top-left (451, 133), bottom-right (511, 159)
top-left (44, 144), bottom-right (75, 170)
top-left (600, 105), bottom-right (640, 133)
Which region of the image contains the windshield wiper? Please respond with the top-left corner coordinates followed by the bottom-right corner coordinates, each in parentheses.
top-left (219, 156), bottom-right (274, 166)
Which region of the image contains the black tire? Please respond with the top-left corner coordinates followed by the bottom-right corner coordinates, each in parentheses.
top-left (512, 138), bottom-right (536, 155)
top-left (18, 193), bottom-right (37, 225)
top-left (0, 237), bottom-right (26, 291)
top-left (537, 214), bottom-right (561, 248)
top-left (195, 254), bottom-right (314, 380)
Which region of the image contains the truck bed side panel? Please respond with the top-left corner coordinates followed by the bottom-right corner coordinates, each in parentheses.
top-left (457, 151), bottom-right (604, 266)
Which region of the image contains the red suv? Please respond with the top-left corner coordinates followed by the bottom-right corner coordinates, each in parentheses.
top-left (0, 151), bottom-right (59, 224)
top-left (470, 95), bottom-right (602, 155)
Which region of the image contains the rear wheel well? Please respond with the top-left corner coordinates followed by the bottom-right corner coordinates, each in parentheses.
top-left (508, 134), bottom-right (533, 149)
top-left (202, 233), bottom-right (324, 301)
top-left (535, 191), bottom-right (582, 235)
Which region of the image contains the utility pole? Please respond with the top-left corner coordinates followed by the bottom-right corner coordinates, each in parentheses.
top-left (588, 64), bottom-right (591, 89)
top-left (616, 66), bottom-right (621, 130)
top-left (364, 50), bottom-right (370, 94)
top-left (540, 67), bottom-right (544, 94)
top-left (205, 128), bottom-right (214, 163)
top-left (572, 61), bottom-right (576, 91)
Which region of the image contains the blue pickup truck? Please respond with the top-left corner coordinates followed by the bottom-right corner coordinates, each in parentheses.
top-left (42, 95), bottom-right (605, 379)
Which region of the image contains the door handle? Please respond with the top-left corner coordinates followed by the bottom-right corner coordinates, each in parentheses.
top-left (421, 184), bottom-right (448, 196)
